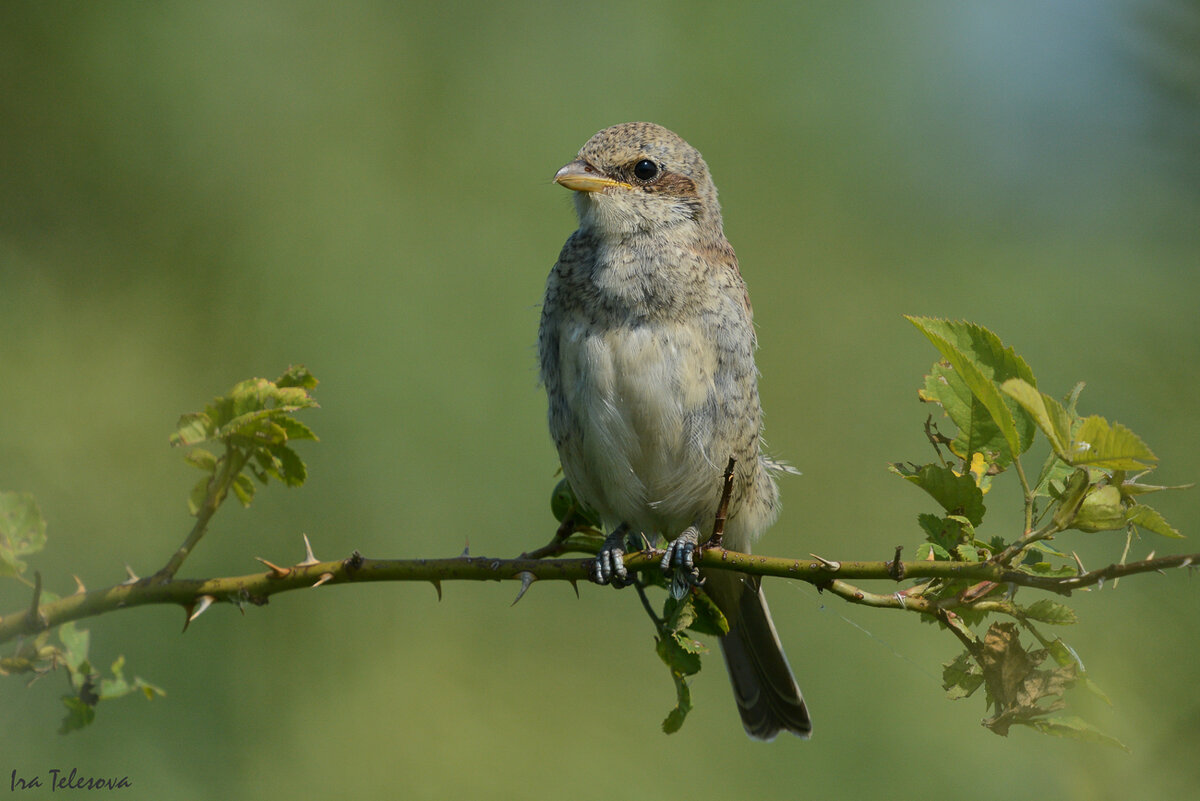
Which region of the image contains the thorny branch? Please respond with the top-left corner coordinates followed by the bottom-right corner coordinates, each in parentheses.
top-left (1, 537), bottom-right (1195, 646)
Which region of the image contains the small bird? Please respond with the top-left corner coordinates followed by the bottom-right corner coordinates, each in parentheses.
top-left (537, 122), bottom-right (811, 740)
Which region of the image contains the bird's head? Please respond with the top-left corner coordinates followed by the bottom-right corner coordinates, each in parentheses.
top-left (554, 122), bottom-right (722, 238)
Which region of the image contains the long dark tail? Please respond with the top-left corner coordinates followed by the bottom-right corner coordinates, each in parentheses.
top-left (717, 577), bottom-right (811, 740)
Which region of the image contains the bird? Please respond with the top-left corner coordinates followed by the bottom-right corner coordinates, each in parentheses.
top-left (537, 122), bottom-right (811, 740)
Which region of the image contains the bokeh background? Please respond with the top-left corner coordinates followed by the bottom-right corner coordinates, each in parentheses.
top-left (2, 2), bottom-right (1198, 798)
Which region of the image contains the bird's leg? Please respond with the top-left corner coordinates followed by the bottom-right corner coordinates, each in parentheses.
top-left (593, 522), bottom-right (636, 588)
top-left (660, 524), bottom-right (704, 600)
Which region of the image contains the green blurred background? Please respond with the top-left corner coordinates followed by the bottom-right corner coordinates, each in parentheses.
top-left (2, 1), bottom-right (1198, 798)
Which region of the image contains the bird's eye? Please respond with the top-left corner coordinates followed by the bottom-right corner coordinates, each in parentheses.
top-left (633, 159), bottom-right (659, 181)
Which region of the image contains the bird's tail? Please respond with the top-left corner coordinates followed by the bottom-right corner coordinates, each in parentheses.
top-left (714, 575), bottom-right (811, 740)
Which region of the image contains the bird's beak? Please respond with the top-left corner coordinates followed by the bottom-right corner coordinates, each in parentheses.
top-left (554, 160), bottom-right (631, 192)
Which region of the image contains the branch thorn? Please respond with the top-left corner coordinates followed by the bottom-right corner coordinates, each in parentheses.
top-left (72, 575), bottom-right (87, 595)
top-left (183, 594), bottom-right (216, 631)
top-left (122, 565), bottom-right (140, 585)
top-left (299, 534), bottom-right (320, 567)
top-left (311, 572), bottom-right (335, 588)
top-left (888, 546), bottom-right (906, 580)
top-left (461, 539), bottom-right (471, 558)
top-left (431, 579), bottom-right (442, 601)
top-left (256, 557), bottom-right (292, 578)
top-left (809, 553), bottom-right (841, 571)
top-left (568, 579), bottom-right (579, 598)
top-left (511, 571), bottom-right (537, 606)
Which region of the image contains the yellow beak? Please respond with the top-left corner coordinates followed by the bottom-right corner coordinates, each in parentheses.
top-left (554, 160), bottom-right (631, 192)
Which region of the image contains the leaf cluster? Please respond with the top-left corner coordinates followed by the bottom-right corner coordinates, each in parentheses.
top-left (171, 365), bottom-right (319, 514)
top-left (0, 493), bottom-right (164, 733)
top-left (903, 317), bottom-right (1187, 747)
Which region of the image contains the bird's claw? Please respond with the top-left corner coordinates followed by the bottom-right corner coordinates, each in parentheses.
top-left (592, 526), bottom-right (634, 589)
top-left (661, 526), bottom-right (703, 600)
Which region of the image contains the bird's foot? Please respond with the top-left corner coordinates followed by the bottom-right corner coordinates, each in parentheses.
top-left (660, 525), bottom-right (703, 600)
top-left (592, 524), bottom-right (636, 589)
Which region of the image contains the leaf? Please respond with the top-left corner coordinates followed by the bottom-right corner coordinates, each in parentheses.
top-left (689, 588), bottom-right (730, 637)
top-left (955, 543), bottom-right (981, 563)
top-left (187, 477), bottom-right (210, 516)
top-left (942, 650), bottom-right (984, 700)
top-left (0, 491), bottom-right (48, 577)
top-left (59, 694), bottom-right (97, 734)
top-left (1021, 599), bottom-right (1078, 625)
top-left (169, 412), bottom-right (213, 447)
top-left (276, 364), bottom-right (318, 390)
top-left (1001, 379), bottom-right (1073, 460)
top-left (890, 463), bottom-right (986, 526)
top-left (278, 416), bottom-right (319, 442)
top-left (663, 594), bottom-right (697, 634)
top-left (661, 674), bottom-right (692, 734)
top-left (655, 633), bottom-right (701, 676)
top-left (1024, 715), bottom-right (1130, 752)
top-left (183, 448), bottom-right (217, 472)
top-left (58, 622), bottom-right (91, 674)
top-left (1070, 416), bottom-right (1157, 471)
top-left (1126, 504), bottom-right (1183, 538)
top-left (915, 542), bottom-right (952, 561)
top-left (908, 317), bottom-right (1037, 462)
top-left (671, 631), bottom-right (708, 655)
top-left (231, 474), bottom-right (256, 508)
top-left (978, 623), bottom-right (1078, 736)
top-left (919, 513), bottom-right (964, 553)
top-left (922, 361), bottom-right (1012, 468)
top-left (1119, 479), bottom-right (1195, 497)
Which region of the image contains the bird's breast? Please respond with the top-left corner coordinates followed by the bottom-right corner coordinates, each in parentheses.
top-left (555, 314), bottom-right (725, 534)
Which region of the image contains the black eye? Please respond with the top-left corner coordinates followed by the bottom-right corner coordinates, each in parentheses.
top-left (633, 159), bottom-right (658, 181)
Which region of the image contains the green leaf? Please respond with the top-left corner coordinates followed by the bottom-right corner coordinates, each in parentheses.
top-left (955, 543), bottom-right (981, 563)
top-left (661, 675), bottom-right (692, 734)
top-left (278, 416), bottom-right (319, 442)
top-left (269, 444), bottom-right (307, 487)
top-left (1126, 504), bottom-right (1183, 538)
top-left (1024, 715), bottom-right (1130, 752)
top-left (689, 588), bottom-right (730, 636)
top-left (1021, 599), bottom-right (1077, 625)
top-left (915, 542), bottom-right (952, 561)
top-left (231, 474), bottom-right (256, 507)
top-left (890, 463), bottom-right (986, 526)
top-left (1119, 479), bottom-right (1194, 497)
top-left (907, 317), bottom-right (1037, 462)
top-left (0, 491), bottom-right (48, 577)
top-left (276, 364), bottom-right (317, 390)
top-left (58, 622), bottom-right (90, 674)
top-left (663, 594), bottom-right (697, 634)
top-left (187, 477), bottom-right (210, 516)
top-left (671, 631), bottom-right (708, 655)
top-left (1001, 379), bottom-right (1073, 460)
top-left (918, 513), bottom-right (964, 552)
top-left (922, 361), bottom-right (1012, 467)
top-left (169, 412), bottom-right (213, 447)
top-left (183, 448), bottom-right (217, 472)
top-left (942, 650), bottom-right (984, 700)
top-left (1070, 416), bottom-right (1156, 471)
top-left (655, 633), bottom-right (701, 676)
top-left (59, 694), bottom-right (97, 734)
